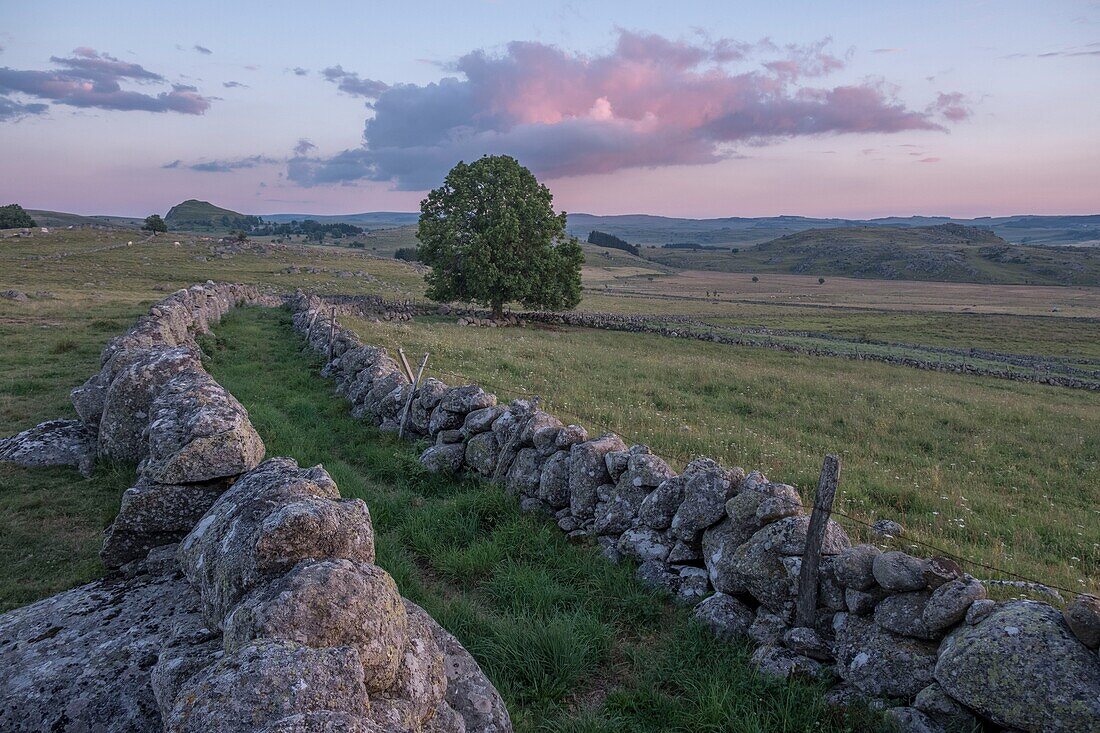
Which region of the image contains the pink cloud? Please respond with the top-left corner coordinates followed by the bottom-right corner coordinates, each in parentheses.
top-left (929, 91), bottom-right (971, 122)
top-left (291, 30), bottom-right (960, 189)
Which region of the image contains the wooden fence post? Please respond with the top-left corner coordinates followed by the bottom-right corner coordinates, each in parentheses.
top-left (399, 353), bottom-right (430, 439)
top-left (796, 454), bottom-right (841, 628)
top-left (327, 307), bottom-right (336, 363)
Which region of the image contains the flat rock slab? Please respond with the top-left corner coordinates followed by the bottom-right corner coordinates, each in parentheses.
top-left (0, 418), bottom-right (95, 476)
top-left (0, 561), bottom-right (202, 733)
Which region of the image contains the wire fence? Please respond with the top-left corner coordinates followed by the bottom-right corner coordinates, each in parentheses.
top-left (406, 360), bottom-right (1091, 600)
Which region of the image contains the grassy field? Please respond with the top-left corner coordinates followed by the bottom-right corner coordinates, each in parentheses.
top-left (341, 314), bottom-right (1100, 597)
top-left (199, 307), bottom-right (888, 732)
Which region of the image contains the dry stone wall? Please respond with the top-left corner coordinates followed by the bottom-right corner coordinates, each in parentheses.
top-left (0, 284), bottom-right (510, 733)
top-left (295, 291), bottom-right (1100, 733)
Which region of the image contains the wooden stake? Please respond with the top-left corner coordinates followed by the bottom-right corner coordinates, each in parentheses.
top-left (327, 307), bottom-right (336, 362)
top-left (796, 454), bottom-right (841, 628)
top-left (397, 348), bottom-right (415, 382)
top-left (399, 353), bottom-right (430, 439)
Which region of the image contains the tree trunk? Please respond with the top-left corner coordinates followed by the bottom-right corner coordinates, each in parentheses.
top-left (492, 302), bottom-right (504, 320)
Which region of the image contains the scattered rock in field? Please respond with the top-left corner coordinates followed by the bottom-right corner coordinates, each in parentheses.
top-left (0, 418), bottom-right (95, 476)
top-left (1, 289), bottom-right (28, 301)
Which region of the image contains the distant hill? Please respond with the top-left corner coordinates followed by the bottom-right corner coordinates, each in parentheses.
top-left (646, 224), bottom-right (1100, 285)
top-left (262, 211), bottom-right (419, 230)
top-left (564, 213), bottom-right (1100, 248)
top-left (26, 209), bottom-right (142, 229)
top-left (164, 199), bottom-right (261, 230)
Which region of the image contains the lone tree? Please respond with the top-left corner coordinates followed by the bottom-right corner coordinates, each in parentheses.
top-left (417, 155), bottom-right (583, 319)
top-left (0, 204), bottom-right (37, 229)
top-left (142, 214), bottom-right (168, 234)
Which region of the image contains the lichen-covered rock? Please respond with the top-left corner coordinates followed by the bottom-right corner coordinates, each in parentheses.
top-left (616, 527), bottom-right (674, 562)
top-left (782, 626), bottom-right (833, 661)
top-left (667, 459), bottom-right (740, 543)
top-left (555, 424), bottom-right (588, 450)
top-left (429, 407), bottom-right (466, 436)
top-left (751, 644), bottom-right (824, 680)
top-left (177, 459), bottom-right (375, 627)
top-left (363, 599), bottom-right (445, 730)
top-left (874, 591), bottom-right (939, 640)
top-left (922, 578), bottom-right (986, 634)
top-left (504, 447), bottom-right (543, 496)
top-left (593, 476), bottom-right (650, 535)
top-left (98, 346), bottom-right (202, 462)
top-left (0, 418), bottom-right (96, 476)
top-left (406, 602), bottom-right (513, 733)
top-left (834, 544), bottom-right (882, 591)
top-left (625, 452), bottom-right (676, 489)
top-left (165, 640), bottom-right (370, 733)
top-left (693, 592), bottom-right (754, 641)
top-left (834, 613), bottom-right (938, 698)
top-left (748, 607), bottom-right (789, 646)
top-left (568, 433), bottom-right (627, 521)
top-left (258, 712), bottom-right (384, 733)
top-left (637, 476), bottom-right (685, 530)
top-left (224, 559), bottom-right (407, 693)
top-left (635, 559), bottom-right (680, 595)
top-left (439, 385), bottom-right (497, 415)
top-left (872, 551), bottom-right (927, 592)
top-left (141, 369), bottom-right (265, 484)
top-left (884, 707), bottom-right (943, 733)
top-left (417, 378), bottom-right (450, 411)
top-left (421, 442), bottom-right (466, 474)
top-left (465, 431), bottom-right (500, 476)
top-left (537, 451), bottom-right (571, 508)
top-left (0, 558), bottom-right (201, 733)
top-left (845, 586), bottom-right (888, 615)
top-left (101, 478), bottom-right (228, 568)
top-left (1062, 593), bottom-right (1100, 649)
top-left (463, 406), bottom-right (502, 437)
top-left (935, 600), bottom-right (1100, 732)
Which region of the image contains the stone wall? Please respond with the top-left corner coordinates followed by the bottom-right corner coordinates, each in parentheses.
top-left (294, 291), bottom-right (1100, 733)
top-left (0, 284), bottom-right (510, 733)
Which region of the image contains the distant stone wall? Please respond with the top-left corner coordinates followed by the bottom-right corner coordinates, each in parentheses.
top-left (0, 284), bottom-right (510, 733)
top-left (295, 291), bottom-right (1100, 733)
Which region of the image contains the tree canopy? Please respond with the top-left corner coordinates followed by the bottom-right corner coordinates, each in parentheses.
top-left (417, 155), bottom-right (583, 317)
top-left (142, 214), bottom-right (168, 234)
top-left (0, 204), bottom-right (37, 229)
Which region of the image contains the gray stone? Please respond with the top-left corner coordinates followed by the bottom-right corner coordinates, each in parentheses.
top-left (693, 592), bottom-right (754, 641)
top-left (593, 477), bottom-right (650, 535)
top-left (439, 385), bottom-right (497, 415)
top-left (604, 450), bottom-right (630, 482)
top-left (845, 586), bottom-right (888, 615)
top-left (923, 578), bottom-right (987, 634)
top-left (834, 613), bottom-right (939, 698)
top-left (872, 518), bottom-right (904, 537)
top-left (923, 557), bottom-right (963, 589)
top-left (626, 453), bottom-right (676, 488)
top-left (437, 429), bottom-right (465, 444)
top-left (617, 527), bottom-right (674, 563)
top-left (872, 551), bottom-right (928, 592)
top-left (874, 591), bottom-right (940, 640)
top-left (913, 682), bottom-right (976, 727)
top-left (141, 369), bottom-right (265, 484)
top-left (668, 460), bottom-right (740, 543)
top-left (421, 442), bottom-right (466, 473)
top-left (834, 544), bottom-right (882, 591)
top-left (177, 458), bottom-right (375, 627)
top-left (675, 568), bottom-right (711, 605)
top-left (568, 434), bottom-right (627, 521)
top-left (0, 562), bottom-right (201, 733)
top-left (935, 600), bottom-right (1100, 732)
top-left (406, 602), bottom-right (512, 733)
top-left (965, 599), bottom-right (996, 625)
top-left (464, 431), bottom-right (500, 476)
top-left (224, 559), bottom-right (408, 693)
top-left (637, 476), bottom-right (685, 530)
top-left (782, 626), bottom-right (833, 661)
top-left (750, 645), bottom-right (823, 680)
top-left (164, 640), bottom-right (370, 733)
top-left (0, 418), bottom-right (95, 476)
top-left (885, 707), bottom-right (944, 733)
top-left (504, 447), bottom-right (544, 496)
top-left (748, 608), bottom-right (789, 646)
top-left (416, 378), bottom-right (450, 411)
top-left (635, 559), bottom-right (679, 595)
top-left (362, 602), bottom-right (446, 731)
top-left (555, 424), bottom-right (588, 449)
top-left (428, 406), bottom-right (465, 435)
top-left (1063, 593), bottom-right (1100, 649)
top-left (462, 406), bottom-right (503, 436)
top-left (537, 451), bottom-right (571, 508)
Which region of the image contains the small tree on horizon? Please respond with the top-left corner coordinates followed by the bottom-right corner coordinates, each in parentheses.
top-left (417, 155), bottom-right (583, 318)
top-left (0, 204), bottom-right (37, 229)
top-left (142, 214), bottom-right (168, 234)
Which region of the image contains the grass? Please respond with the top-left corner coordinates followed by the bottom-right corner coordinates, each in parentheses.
top-left (340, 314), bottom-right (1100, 597)
top-left (200, 307), bottom-right (888, 732)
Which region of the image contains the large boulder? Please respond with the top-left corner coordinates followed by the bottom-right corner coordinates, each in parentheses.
top-left (0, 554), bottom-right (201, 733)
top-left (101, 478), bottom-right (228, 568)
top-left (140, 369), bottom-right (265, 484)
top-left (164, 640), bottom-right (371, 733)
top-left (0, 418), bottom-right (95, 476)
top-left (177, 458), bottom-right (375, 627)
top-left (97, 346), bottom-right (202, 462)
top-left (405, 602), bottom-right (513, 733)
top-left (935, 600), bottom-right (1100, 732)
top-left (568, 434), bottom-right (628, 521)
top-left (224, 559), bottom-right (408, 694)
top-left (834, 613), bottom-right (939, 698)
top-left (365, 602), bottom-right (447, 731)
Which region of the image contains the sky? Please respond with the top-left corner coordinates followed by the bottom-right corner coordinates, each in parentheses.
top-left (0, 0), bottom-right (1097, 219)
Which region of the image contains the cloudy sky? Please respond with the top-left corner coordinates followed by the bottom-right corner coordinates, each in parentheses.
top-left (1, 0), bottom-right (1097, 218)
